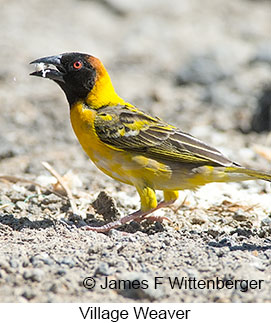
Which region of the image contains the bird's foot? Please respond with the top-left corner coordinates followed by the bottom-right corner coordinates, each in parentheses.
top-left (135, 200), bottom-right (174, 223)
top-left (82, 199), bottom-right (176, 232)
top-left (82, 210), bottom-right (143, 233)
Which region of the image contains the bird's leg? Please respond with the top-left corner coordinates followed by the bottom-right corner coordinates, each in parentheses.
top-left (83, 187), bottom-right (156, 232)
top-left (82, 209), bottom-right (150, 233)
top-left (139, 190), bottom-right (179, 223)
top-left (135, 200), bottom-right (173, 223)
top-left (82, 189), bottom-right (178, 233)
top-left (82, 201), bottom-right (174, 233)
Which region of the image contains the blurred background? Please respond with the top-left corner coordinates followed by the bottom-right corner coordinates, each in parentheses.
top-left (0, 0), bottom-right (271, 182)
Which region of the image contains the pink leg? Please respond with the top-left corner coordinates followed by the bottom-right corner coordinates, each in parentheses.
top-left (135, 200), bottom-right (175, 223)
top-left (82, 199), bottom-right (176, 233)
top-left (82, 209), bottom-right (150, 233)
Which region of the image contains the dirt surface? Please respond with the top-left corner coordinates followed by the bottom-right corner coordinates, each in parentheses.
top-left (1, 0), bottom-right (271, 302)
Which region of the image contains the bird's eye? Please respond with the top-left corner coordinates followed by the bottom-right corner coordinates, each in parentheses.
top-left (73, 61), bottom-right (83, 69)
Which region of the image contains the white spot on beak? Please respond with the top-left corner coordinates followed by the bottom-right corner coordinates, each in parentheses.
top-left (35, 63), bottom-right (50, 78)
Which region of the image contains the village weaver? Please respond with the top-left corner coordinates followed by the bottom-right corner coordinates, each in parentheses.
top-left (30, 52), bottom-right (271, 232)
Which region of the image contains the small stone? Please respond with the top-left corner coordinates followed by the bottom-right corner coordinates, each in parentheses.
top-left (216, 249), bottom-right (225, 257)
top-left (203, 84), bottom-right (243, 108)
top-left (22, 290), bottom-right (36, 301)
top-left (0, 269), bottom-right (7, 280)
top-left (23, 268), bottom-right (44, 282)
top-left (16, 201), bottom-right (27, 211)
top-left (42, 194), bottom-right (62, 205)
top-left (190, 210), bottom-right (207, 225)
top-left (183, 268), bottom-right (198, 279)
top-left (30, 253), bottom-right (54, 266)
top-left (251, 86), bottom-right (271, 133)
top-left (9, 259), bottom-right (19, 268)
top-left (49, 283), bottom-right (58, 293)
top-left (190, 216), bottom-right (206, 225)
top-left (0, 260), bottom-right (13, 274)
top-left (176, 54), bottom-right (229, 86)
top-left (94, 262), bottom-right (111, 276)
top-left (117, 272), bottom-right (164, 301)
top-left (92, 191), bottom-right (120, 221)
top-left (88, 243), bottom-right (102, 255)
top-left (234, 229), bottom-right (253, 238)
top-left (0, 135), bottom-right (18, 160)
top-left (219, 238), bottom-right (232, 247)
top-left (22, 260), bottom-right (29, 268)
top-left (233, 210), bottom-right (248, 222)
top-left (207, 229), bottom-right (220, 238)
top-left (251, 42), bottom-right (271, 65)
top-left (261, 217), bottom-right (271, 226)
top-left (56, 269), bottom-right (66, 276)
top-left (60, 257), bottom-right (75, 268)
top-left (8, 191), bottom-right (25, 203)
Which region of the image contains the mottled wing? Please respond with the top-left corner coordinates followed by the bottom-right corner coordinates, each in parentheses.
top-left (94, 105), bottom-right (237, 167)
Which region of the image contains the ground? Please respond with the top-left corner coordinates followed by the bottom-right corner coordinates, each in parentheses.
top-left (0, 0), bottom-right (271, 302)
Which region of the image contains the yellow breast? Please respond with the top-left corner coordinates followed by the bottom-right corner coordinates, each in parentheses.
top-left (70, 101), bottom-right (129, 183)
top-left (70, 102), bottom-right (173, 189)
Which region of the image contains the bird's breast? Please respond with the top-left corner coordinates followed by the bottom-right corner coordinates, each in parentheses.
top-left (70, 102), bottom-right (133, 184)
top-left (69, 102), bottom-right (175, 188)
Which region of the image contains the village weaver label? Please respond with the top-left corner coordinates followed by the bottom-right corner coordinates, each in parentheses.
top-left (79, 306), bottom-right (191, 321)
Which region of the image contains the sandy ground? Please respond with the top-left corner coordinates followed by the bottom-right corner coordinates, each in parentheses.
top-left (0, 0), bottom-right (271, 302)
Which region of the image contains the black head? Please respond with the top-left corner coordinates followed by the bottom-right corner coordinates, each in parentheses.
top-left (30, 52), bottom-right (97, 106)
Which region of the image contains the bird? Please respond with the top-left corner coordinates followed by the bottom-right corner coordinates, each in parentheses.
top-left (30, 52), bottom-right (271, 232)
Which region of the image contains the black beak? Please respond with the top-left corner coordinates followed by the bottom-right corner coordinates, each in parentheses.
top-left (30, 55), bottom-right (65, 82)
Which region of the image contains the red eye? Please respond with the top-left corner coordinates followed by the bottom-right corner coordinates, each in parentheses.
top-left (73, 61), bottom-right (82, 69)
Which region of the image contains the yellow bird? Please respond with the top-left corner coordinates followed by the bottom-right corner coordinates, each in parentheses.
top-left (30, 53), bottom-right (271, 232)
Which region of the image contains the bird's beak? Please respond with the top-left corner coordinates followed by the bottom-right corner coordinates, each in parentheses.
top-left (30, 55), bottom-right (65, 82)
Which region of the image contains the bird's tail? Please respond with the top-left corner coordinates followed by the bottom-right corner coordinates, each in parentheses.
top-left (223, 166), bottom-right (271, 183)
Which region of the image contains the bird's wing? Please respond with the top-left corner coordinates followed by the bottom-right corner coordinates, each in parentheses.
top-left (94, 105), bottom-right (236, 167)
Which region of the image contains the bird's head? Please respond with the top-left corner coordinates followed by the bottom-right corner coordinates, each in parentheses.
top-left (30, 52), bottom-right (125, 108)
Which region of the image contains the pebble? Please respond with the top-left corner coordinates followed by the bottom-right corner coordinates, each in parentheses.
top-left (56, 269), bottom-right (67, 276)
top-left (30, 253), bottom-right (54, 266)
top-left (117, 272), bottom-right (165, 300)
top-left (233, 210), bottom-right (249, 222)
top-left (16, 201), bottom-right (27, 211)
top-left (176, 54), bottom-right (229, 86)
top-left (49, 283), bottom-right (58, 294)
top-left (190, 210), bottom-right (207, 225)
top-left (0, 135), bottom-right (20, 160)
top-left (251, 42), bottom-right (271, 65)
top-left (60, 257), bottom-right (75, 268)
top-left (203, 84), bottom-right (243, 108)
top-left (22, 289), bottom-right (36, 301)
top-left (42, 194), bottom-right (62, 205)
top-left (261, 217), bottom-right (271, 226)
top-left (207, 229), bottom-right (220, 238)
top-left (88, 243), bottom-right (102, 255)
top-left (0, 260), bottom-right (13, 274)
top-left (92, 191), bottom-right (120, 221)
top-left (23, 268), bottom-right (44, 282)
top-left (9, 259), bottom-right (19, 268)
top-left (219, 238), bottom-right (232, 247)
top-left (183, 268), bottom-right (198, 279)
top-left (94, 262), bottom-right (111, 276)
top-left (251, 86), bottom-right (271, 133)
